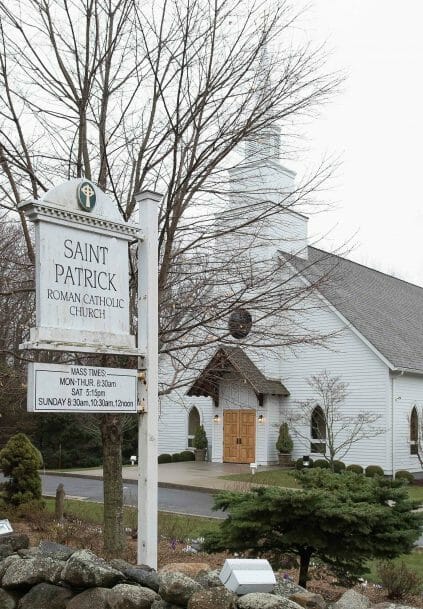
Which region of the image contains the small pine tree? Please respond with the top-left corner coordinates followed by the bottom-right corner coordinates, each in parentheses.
top-left (276, 422), bottom-right (293, 454)
top-left (0, 433), bottom-right (43, 506)
top-left (192, 425), bottom-right (208, 450)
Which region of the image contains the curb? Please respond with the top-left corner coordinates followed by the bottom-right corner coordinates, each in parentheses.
top-left (42, 471), bottom-right (221, 494)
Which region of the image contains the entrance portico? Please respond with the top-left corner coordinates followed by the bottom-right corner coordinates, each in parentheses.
top-left (187, 347), bottom-right (289, 465)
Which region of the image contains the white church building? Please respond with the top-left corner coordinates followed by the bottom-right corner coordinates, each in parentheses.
top-left (157, 126), bottom-right (423, 476)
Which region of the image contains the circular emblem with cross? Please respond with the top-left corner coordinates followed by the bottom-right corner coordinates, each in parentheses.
top-left (77, 180), bottom-right (96, 212)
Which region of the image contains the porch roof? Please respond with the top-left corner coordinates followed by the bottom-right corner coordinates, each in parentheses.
top-left (186, 347), bottom-right (289, 400)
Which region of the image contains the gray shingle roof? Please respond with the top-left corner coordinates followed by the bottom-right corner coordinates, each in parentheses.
top-left (287, 246), bottom-right (423, 373)
top-left (187, 346), bottom-right (289, 398)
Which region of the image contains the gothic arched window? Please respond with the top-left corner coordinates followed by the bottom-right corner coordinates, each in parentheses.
top-left (228, 309), bottom-right (252, 339)
top-left (188, 406), bottom-right (200, 448)
top-left (310, 405), bottom-right (326, 454)
top-left (410, 406), bottom-right (419, 455)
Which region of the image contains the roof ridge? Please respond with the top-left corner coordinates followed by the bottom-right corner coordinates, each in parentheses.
top-left (309, 246), bottom-right (423, 292)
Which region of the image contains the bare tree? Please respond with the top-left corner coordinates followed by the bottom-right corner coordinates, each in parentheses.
top-left (289, 370), bottom-right (385, 470)
top-left (0, 0), bottom-right (342, 554)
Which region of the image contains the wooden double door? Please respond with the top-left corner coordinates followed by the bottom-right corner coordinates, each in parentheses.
top-left (223, 409), bottom-right (256, 463)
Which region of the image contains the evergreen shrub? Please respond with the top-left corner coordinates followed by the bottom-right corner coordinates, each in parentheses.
top-left (171, 453), bottom-right (182, 462)
top-left (0, 433), bottom-right (43, 506)
top-left (333, 460), bottom-right (346, 473)
top-left (313, 459), bottom-right (330, 469)
top-left (276, 423), bottom-right (293, 453)
top-left (158, 453), bottom-right (172, 464)
top-left (346, 464), bottom-right (364, 475)
top-left (192, 425), bottom-right (208, 450)
top-left (365, 465), bottom-right (384, 477)
top-left (377, 560), bottom-right (423, 599)
top-left (395, 470), bottom-right (415, 484)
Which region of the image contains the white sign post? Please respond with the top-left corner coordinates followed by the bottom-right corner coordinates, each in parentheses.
top-left (136, 190), bottom-right (160, 569)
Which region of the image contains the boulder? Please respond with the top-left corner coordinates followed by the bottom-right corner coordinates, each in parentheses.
top-left (0, 555), bottom-right (21, 581)
top-left (110, 559), bottom-right (160, 591)
top-left (195, 569), bottom-right (224, 589)
top-left (2, 557), bottom-right (63, 589)
top-left (158, 571), bottom-right (203, 606)
top-left (0, 534), bottom-right (29, 552)
top-left (151, 601), bottom-right (182, 609)
top-left (18, 582), bottom-right (73, 609)
top-left (38, 540), bottom-right (75, 561)
top-left (237, 593), bottom-right (303, 609)
top-left (108, 583), bottom-right (159, 608)
top-left (288, 592), bottom-right (326, 609)
top-left (272, 578), bottom-right (307, 599)
top-left (372, 605), bottom-right (418, 609)
top-left (61, 549), bottom-right (124, 588)
top-left (331, 589), bottom-right (371, 609)
top-left (160, 563), bottom-right (211, 578)
top-left (187, 587), bottom-right (237, 609)
top-left (0, 588), bottom-right (18, 609)
top-left (17, 548), bottom-right (39, 558)
top-left (0, 545), bottom-right (13, 560)
top-left (66, 587), bottom-right (110, 609)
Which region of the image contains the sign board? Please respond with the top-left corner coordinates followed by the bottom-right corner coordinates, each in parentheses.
top-left (28, 363), bottom-right (138, 413)
top-left (19, 178), bottom-right (139, 354)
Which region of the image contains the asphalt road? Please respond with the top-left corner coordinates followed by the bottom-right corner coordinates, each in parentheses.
top-left (40, 474), bottom-right (225, 519)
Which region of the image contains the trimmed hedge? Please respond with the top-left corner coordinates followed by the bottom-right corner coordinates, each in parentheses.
top-left (313, 459), bottom-right (330, 469)
top-left (179, 450), bottom-right (195, 461)
top-left (171, 453), bottom-right (182, 462)
top-left (395, 470), bottom-right (415, 484)
top-left (158, 453), bottom-right (172, 464)
top-left (333, 460), bottom-right (346, 473)
top-left (365, 464), bottom-right (384, 477)
top-left (346, 464), bottom-right (364, 475)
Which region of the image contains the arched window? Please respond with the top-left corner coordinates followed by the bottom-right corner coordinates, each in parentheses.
top-left (310, 405), bottom-right (326, 454)
top-left (410, 406), bottom-right (419, 455)
top-left (187, 406), bottom-right (200, 448)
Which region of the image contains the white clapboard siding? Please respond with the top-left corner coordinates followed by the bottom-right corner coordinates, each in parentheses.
top-left (279, 290), bottom-right (392, 472)
top-left (391, 373), bottom-right (423, 474)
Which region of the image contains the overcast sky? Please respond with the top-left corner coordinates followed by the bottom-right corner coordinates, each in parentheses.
top-left (289, 1), bottom-right (423, 285)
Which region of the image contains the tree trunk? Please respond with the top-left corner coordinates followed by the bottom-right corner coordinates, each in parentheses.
top-left (298, 549), bottom-right (312, 588)
top-left (101, 414), bottom-right (125, 557)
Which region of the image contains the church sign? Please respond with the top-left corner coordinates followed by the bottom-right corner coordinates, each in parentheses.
top-left (27, 363), bottom-right (137, 413)
top-left (19, 179), bottom-right (138, 354)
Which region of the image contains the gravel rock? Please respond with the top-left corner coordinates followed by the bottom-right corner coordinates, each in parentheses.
top-left (18, 582), bottom-right (73, 609)
top-left (66, 587), bottom-right (110, 609)
top-left (61, 549), bottom-right (124, 588)
top-left (237, 593), bottom-right (303, 609)
top-left (108, 583), bottom-right (159, 608)
top-left (110, 559), bottom-right (160, 591)
top-left (331, 589), bottom-right (371, 609)
top-left (2, 557), bottom-right (63, 589)
top-left (187, 587), bottom-right (237, 609)
top-left (158, 571), bottom-right (203, 606)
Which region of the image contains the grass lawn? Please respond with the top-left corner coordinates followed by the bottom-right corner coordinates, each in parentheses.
top-left (221, 468), bottom-right (423, 503)
top-left (43, 497), bottom-right (219, 540)
top-left (365, 552), bottom-right (423, 582)
top-left (220, 468), bottom-right (300, 488)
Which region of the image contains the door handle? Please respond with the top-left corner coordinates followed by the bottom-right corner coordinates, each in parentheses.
top-left (238, 437), bottom-right (242, 445)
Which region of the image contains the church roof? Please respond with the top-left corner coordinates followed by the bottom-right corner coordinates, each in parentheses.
top-left (287, 246), bottom-right (423, 374)
top-left (187, 347), bottom-right (289, 399)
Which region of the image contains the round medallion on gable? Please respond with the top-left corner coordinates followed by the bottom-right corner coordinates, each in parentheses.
top-left (228, 308), bottom-right (252, 339)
